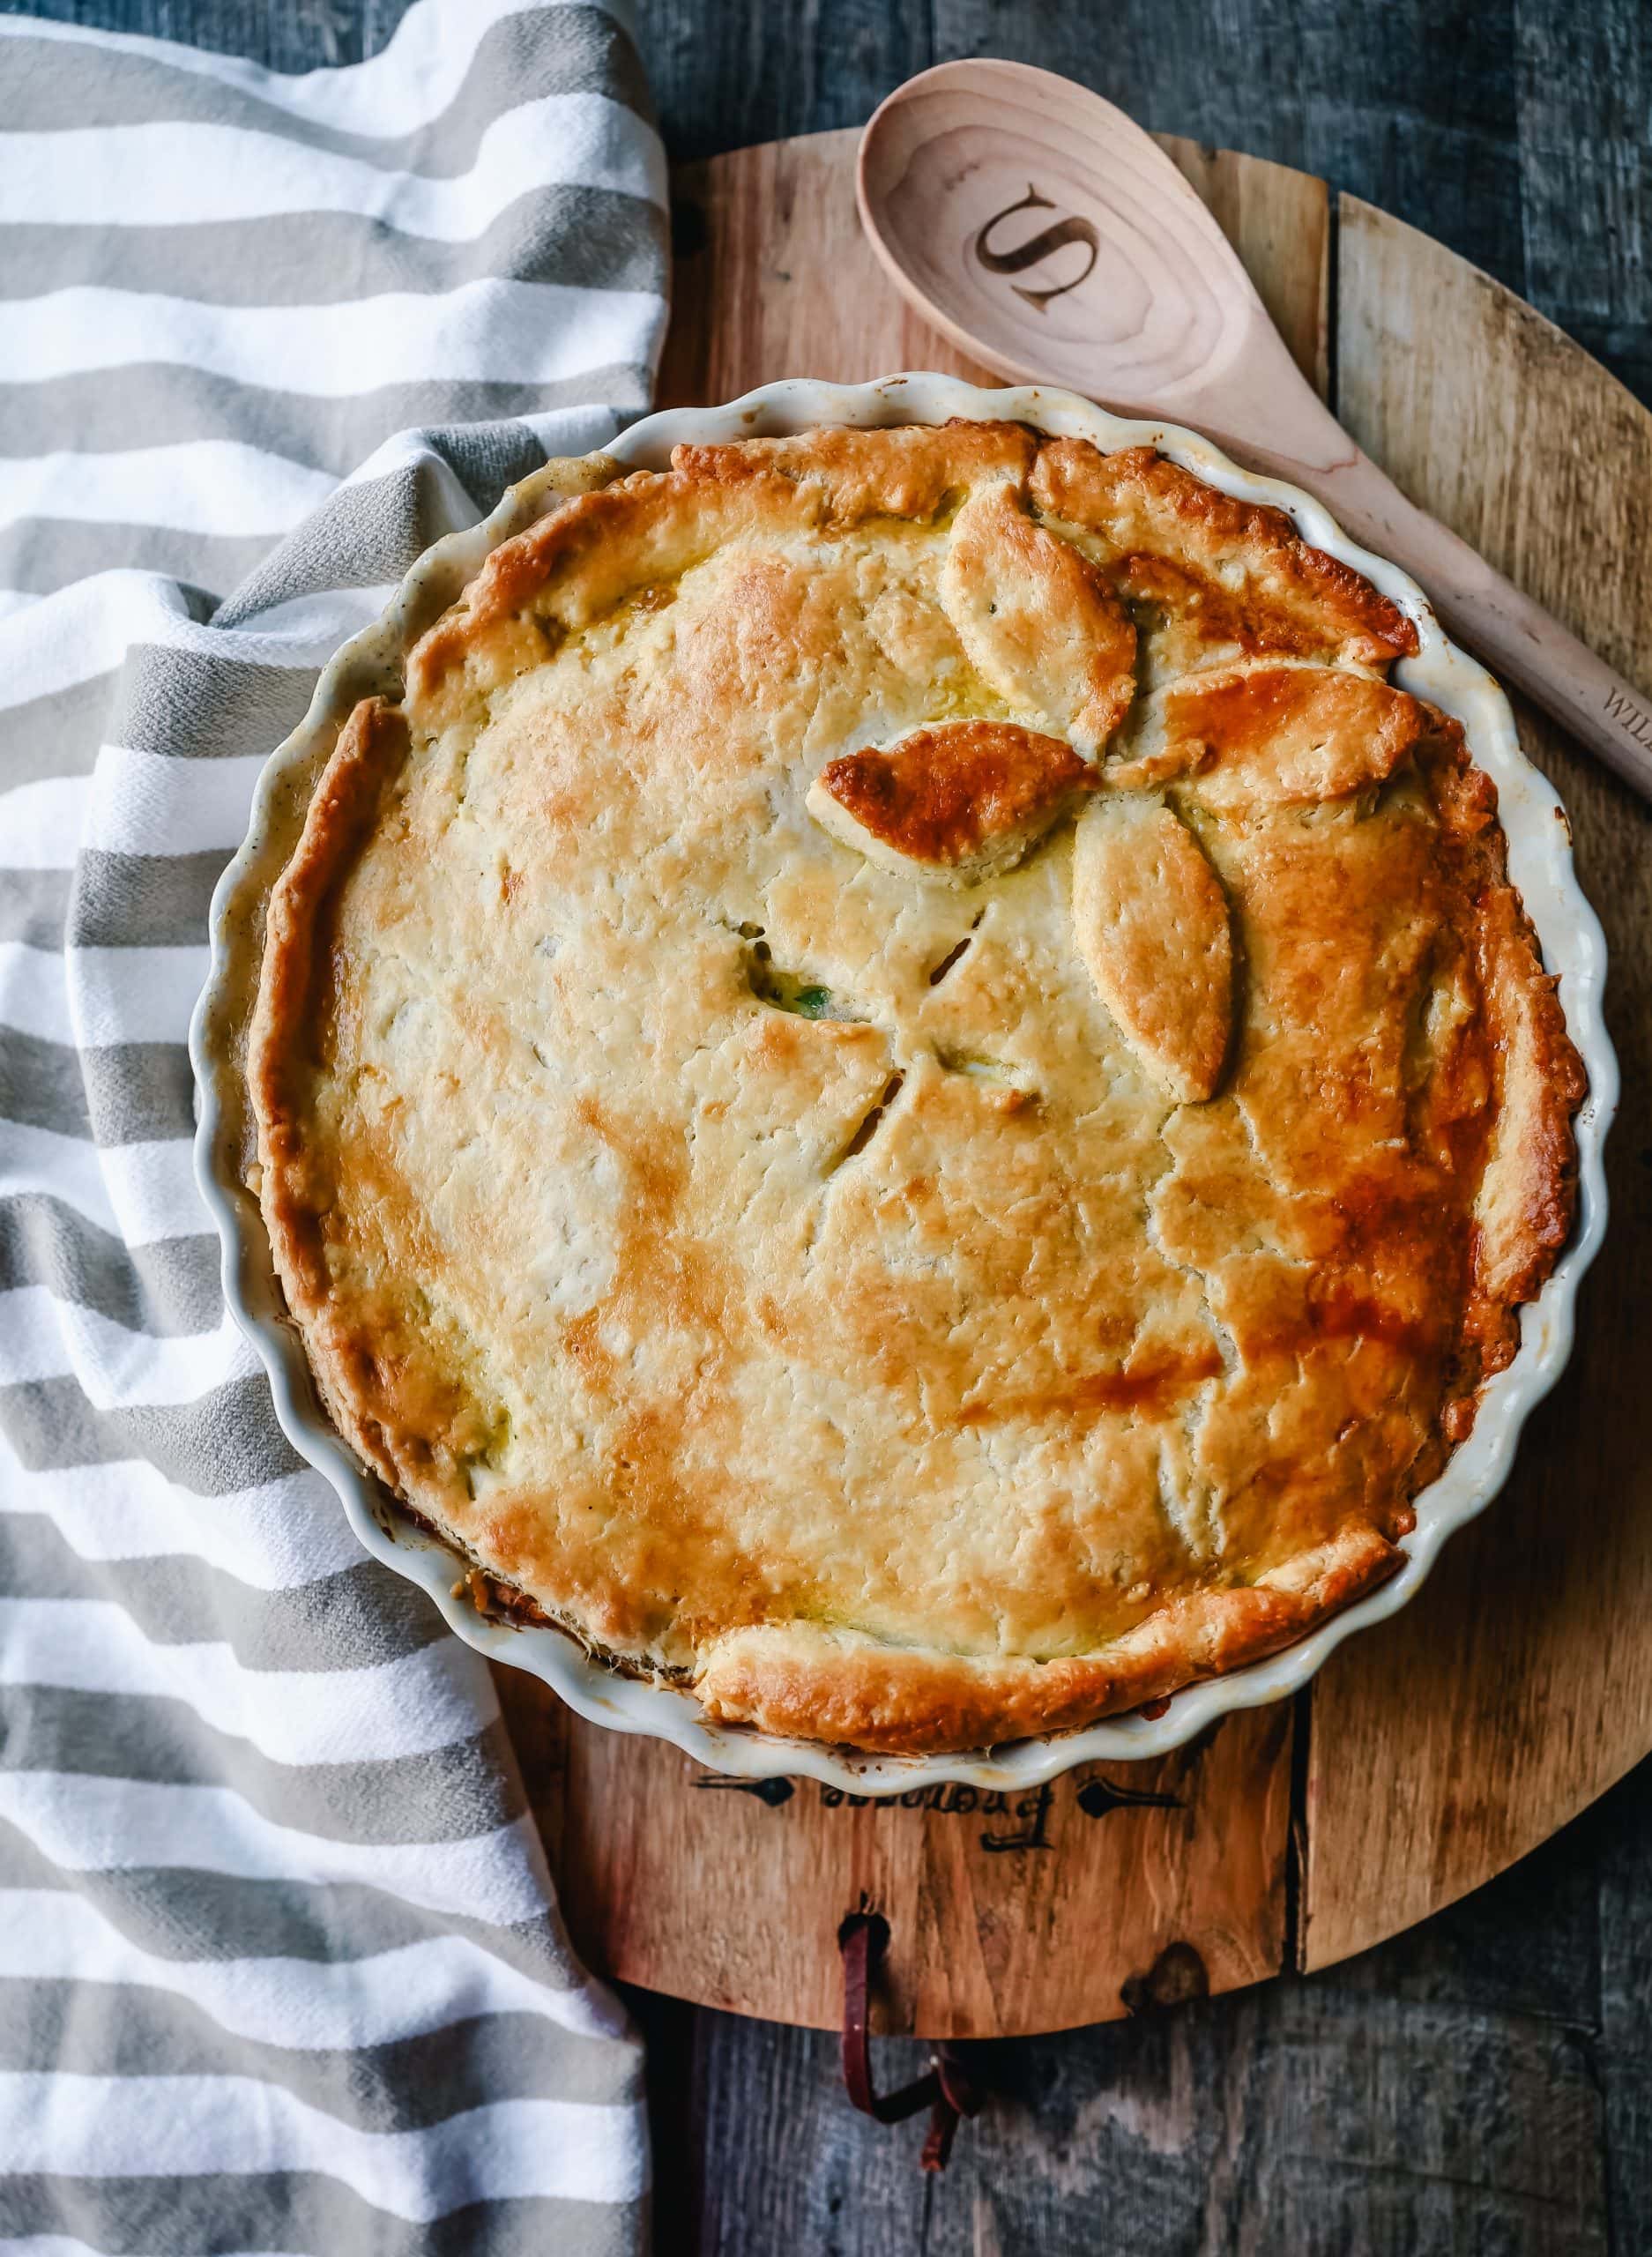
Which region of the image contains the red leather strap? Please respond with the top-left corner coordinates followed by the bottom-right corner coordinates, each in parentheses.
top-left (837, 1910), bottom-right (982, 2170)
top-left (923, 2050), bottom-right (982, 2171)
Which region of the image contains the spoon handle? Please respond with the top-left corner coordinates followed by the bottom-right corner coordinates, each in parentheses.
top-left (1263, 443), bottom-right (1652, 805)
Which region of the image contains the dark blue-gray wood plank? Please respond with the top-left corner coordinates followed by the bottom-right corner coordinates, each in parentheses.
top-left (4, 4), bottom-right (1648, 2253)
top-left (660, 1761), bottom-right (1651, 2256)
top-left (8, 0), bottom-right (1647, 408)
top-left (647, 0), bottom-right (1652, 413)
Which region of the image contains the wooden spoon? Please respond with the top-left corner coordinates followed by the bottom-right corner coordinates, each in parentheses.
top-left (858, 57), bottom-right (1652, 802)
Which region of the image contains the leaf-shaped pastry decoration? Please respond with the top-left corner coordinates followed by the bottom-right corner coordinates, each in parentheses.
top-left (1107, 661), bottom-right (1432, 807)
top-left (807, 720), bottom-right (1090, 886)
top-left (940, 483), bottom-right (1137, 756)
top-left (1072, 794), bottom-right (1232, 1102)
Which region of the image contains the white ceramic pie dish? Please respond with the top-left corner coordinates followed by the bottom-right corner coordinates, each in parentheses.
top-left (191, 373), bottom-right (1616, 1795)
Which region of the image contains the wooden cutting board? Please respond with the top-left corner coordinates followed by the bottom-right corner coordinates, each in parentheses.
top-left (495, 126), bottom-right (1652, 2038)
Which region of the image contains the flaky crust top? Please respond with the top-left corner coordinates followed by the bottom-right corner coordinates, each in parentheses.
top-left (249, 421), bottom-right (1583, 1754)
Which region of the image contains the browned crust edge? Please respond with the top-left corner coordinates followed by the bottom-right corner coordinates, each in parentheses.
top-left (1426, 722), bottom-right (1587, 1412)
top-left (249, 695), bottom-right (427, 1499)
top-left (1031, 438), bottom-right (1421, 667)
top-left (247, 424), bottom-right (1587, 1757)
top-left (1479, 896), bottom-right (1586, 1309)
top-left (695, 1524), bottom-right (1403, 1754)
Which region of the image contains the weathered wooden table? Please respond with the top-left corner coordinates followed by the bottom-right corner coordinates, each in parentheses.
top-left (20, 2), bottom-right (1648, 2248)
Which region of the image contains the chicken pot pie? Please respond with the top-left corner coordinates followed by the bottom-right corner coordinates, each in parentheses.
top-left (249, 421), bottom-right (1585, 1755)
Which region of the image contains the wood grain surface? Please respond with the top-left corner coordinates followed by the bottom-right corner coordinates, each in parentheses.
top-left (490, 121), bottom-right (1652, 2055)
top-left (543, 1708), bottom-right (1293, 2038)
top-left (1301, 196), bottom-right (1652, 1968)
top-left (25, 2), bottom-right (1652, 2245)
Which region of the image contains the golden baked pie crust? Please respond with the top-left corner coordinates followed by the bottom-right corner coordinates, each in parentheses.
top-left (249, 421), bottom-right (1584, 1754)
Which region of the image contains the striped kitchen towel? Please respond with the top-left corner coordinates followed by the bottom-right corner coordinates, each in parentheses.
top-left (0, 4), bottom-right (667, 2250)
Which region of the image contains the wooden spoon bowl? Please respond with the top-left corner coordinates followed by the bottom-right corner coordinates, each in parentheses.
top-left (858, 57), bottom-right (1278, 436)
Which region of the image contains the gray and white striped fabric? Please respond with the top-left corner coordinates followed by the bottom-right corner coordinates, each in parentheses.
top-left (0, 4), bottom-right (667, 2248)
